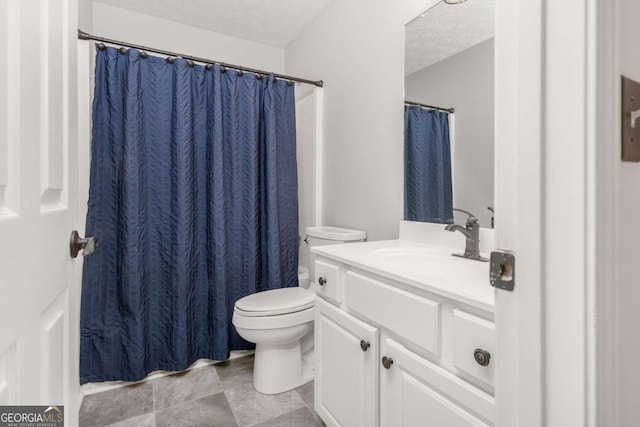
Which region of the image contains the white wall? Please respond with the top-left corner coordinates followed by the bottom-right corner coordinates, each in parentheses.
top-left (296, 90), bottom-right (316, 268)
top-left (92, 2), bottom-right (285, 73)
top-left (78, 0), bottom-right (92, 32)
top-left (405, 39), bottom-right (494, 228)
top-left (616, 0), bottom-right (640, 423)
top-left (285, 0), bottom-right (438, 241)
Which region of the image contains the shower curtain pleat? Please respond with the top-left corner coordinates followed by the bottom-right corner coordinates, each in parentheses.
top-left (80, 46), bottom-right (298, 384)
top-left (404, 106), bottom-right (454, 223)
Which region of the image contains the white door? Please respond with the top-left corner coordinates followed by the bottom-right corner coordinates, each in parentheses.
top-left (0, 0), bottom-right (80, 424)
top-left (314, 298), bottom-right (378, 427)
top-left (495, 0), bottom-right (597, 425)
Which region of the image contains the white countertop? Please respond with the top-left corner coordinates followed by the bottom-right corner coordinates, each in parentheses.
top-left (311, 237), bottom-right (495, 312)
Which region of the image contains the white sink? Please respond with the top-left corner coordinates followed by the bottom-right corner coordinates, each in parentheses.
top-left (370, 246), bottom-right (443, 264)
top-left (369, 246), bottom-right (488, 286)
top-left (370, 246), bottom-right (446, 275)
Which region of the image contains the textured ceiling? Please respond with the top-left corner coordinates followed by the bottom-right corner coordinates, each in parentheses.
top-left (405, 0), bottom-right (494, 76)
top-left (94, 0), bottom-right (334, 48)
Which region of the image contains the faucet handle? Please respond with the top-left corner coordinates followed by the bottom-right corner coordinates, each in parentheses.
top-left (452, 208), bottom-right (477, 223)
top-left (487, 207), bottom-right (495, 229)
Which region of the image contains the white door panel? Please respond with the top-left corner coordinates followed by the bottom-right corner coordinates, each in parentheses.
top-left (0, 0), bottom-right (19, 217)
top-left (0, 0), bottom-right (80, 425)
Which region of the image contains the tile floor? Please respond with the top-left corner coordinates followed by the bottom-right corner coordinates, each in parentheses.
top-left (79, 355), bottom-right (324, 427)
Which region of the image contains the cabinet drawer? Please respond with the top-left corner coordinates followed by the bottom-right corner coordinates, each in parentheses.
top-left (345, 271), bottom-right (440, 356)
top-left (452, 309), bottom-right (495, 387)
top-left (315, 259), bottom-right (342, 304)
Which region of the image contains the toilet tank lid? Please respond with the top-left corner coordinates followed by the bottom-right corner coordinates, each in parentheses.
top-left (305, 226), bottom-right (366, 241)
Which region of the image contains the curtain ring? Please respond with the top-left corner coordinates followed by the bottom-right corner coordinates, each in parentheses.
top-left (119, 47), bottom-right (127, 55)
top-left (287, 79), bottom-right (293, 86)
top-left (166, 57), bottom-right (175, 64)
top-left (236, 70), bottom-right (243, 77)
top-left (256, 74), bottom-right (263, 80)
top-left (97, 42), bottom-right (106, 51)
top-left (187, 60), bottom-right (195, 68)
top-left (140, 51), bottom-right (148, 59)
top-left (220, 66), bottom-right (226, 73)
top-left (205, 64), bottom-right (213, 71)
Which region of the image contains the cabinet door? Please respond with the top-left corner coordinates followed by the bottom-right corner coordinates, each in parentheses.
top-left (380, 339), bottom-right (495, 427)
top-left (315, 298), bottom-right (378, 427)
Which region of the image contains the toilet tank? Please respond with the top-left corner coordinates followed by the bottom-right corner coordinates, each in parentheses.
top-left (304, 226), bottom-right (366, 284)
top-left (298, 266), bottom-right (310, 289)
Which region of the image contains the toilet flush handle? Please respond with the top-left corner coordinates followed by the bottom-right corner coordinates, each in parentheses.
top-left (318, 277), bottom-right (327, 286)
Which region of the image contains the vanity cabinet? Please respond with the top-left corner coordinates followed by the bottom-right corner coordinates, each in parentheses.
top-left (313, 257), bottom-right (496, 427)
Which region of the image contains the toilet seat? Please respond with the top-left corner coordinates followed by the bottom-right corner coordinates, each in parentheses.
top-left (234, 287), bottom-right (315, 317)
top-left (233, 304), bottom-right (314, 330)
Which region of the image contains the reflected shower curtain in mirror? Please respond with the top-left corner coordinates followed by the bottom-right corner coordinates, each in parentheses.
top-left (80, 47), bottom-right (298, 383)
top-left (404, 106), bottom-right (453, 223)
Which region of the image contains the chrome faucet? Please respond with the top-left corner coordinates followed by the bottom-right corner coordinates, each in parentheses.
top-left (445, 209), bottom-right (488, 262)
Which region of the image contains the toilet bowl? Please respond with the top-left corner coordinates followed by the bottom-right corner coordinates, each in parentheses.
top-left (232, 227), bottom-right (366, 395)
top-left (233, 286), bottom-right (315, 394)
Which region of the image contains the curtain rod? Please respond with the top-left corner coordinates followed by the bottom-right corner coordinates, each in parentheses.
top-left (78, 29), bottom-right (324, 88)
top-left (404, 100), bottom-right (454, 114)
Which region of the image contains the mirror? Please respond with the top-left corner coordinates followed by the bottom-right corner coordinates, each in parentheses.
top-left (404, 0), bottom-right (495, 228)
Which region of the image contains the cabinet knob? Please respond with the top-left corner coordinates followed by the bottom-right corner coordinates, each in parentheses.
top-left (382, 356), bottom-right (394, 369)
top-left (318, 277), bottom-right (327, 286)
top-left (474, 348), bottom-right (491, 367)
top-left (360, 340), bottom-right (371, 352)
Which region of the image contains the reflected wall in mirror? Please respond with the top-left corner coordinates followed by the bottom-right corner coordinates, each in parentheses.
top-left (404, 0), bottom-right (495, 228)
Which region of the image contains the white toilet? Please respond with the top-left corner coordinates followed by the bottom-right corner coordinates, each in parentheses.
top-left (232, 226), bottom-right (366, 394)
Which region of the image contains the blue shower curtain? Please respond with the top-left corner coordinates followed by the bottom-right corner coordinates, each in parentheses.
top-left (404, 106), bottom-right (453, 223)
top-left (80, 47), bottom-right (299, 383)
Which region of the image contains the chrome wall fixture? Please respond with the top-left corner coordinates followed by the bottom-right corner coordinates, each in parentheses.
top-left (77, 30), bottom-right (324, 88)
top-left (404, 100), bottom-right (455, 114)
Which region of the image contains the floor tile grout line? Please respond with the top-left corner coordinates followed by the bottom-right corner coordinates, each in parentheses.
top-left (250, 390), bottom-right (307, 427)
top-left (303, 405), bottom-right (323, 427)
top-left (102, 411), bottom-right (156, 427)
top-left (154, 388), bottom-right (227, 413)
top-left (220, 378), bottom-right (255, 393)
top-left (222, 388), bottom-right (244, 427)
top-left (244, 405), bottom-right (321, 427)
top-left (150, 364), bottom-right (228, 412)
